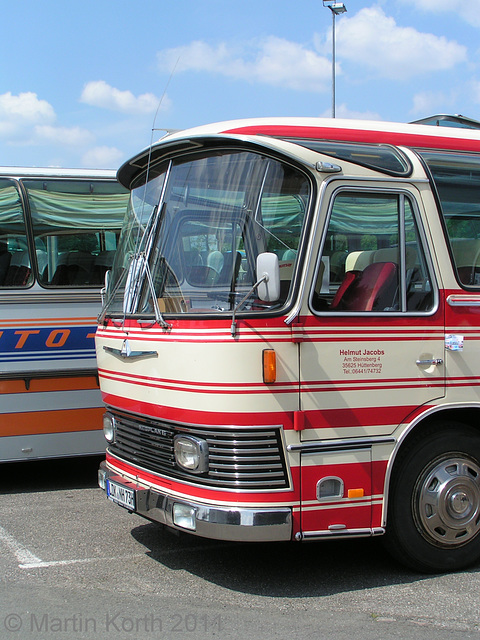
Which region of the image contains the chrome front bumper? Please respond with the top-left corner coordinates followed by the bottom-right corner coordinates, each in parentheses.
top-left (98, 461), bottom-right (292, 542)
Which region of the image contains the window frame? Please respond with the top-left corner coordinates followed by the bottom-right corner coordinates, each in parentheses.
top-left (309, 185), bottom-right (438, 316)
top-left (416, 149), bottom-right (480, 290)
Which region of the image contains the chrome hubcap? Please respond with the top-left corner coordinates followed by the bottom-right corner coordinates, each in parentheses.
top-left (416, 457), bottom-right (480, 546)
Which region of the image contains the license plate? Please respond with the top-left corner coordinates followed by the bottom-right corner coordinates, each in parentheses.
top-left (107, 480), bottom-right (136, 510)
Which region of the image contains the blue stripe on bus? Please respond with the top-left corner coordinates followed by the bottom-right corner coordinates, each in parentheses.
top-left (0, 353), bottom-right (95, 363)
top-left (0, 326), bottom-right (96, 354)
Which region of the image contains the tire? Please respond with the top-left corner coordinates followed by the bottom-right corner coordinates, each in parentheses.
top-left (383, 423), bottom-right (480, 573)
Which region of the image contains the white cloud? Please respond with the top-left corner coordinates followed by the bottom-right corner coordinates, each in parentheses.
top-left (410, 91), bottom-right (453, 116)
top-left (335, 7), bottom-right (467, 80)
top-left (157, 37), bottom-right (332, 93)
top-left (254, 37), bottom-right (332, 92)
top-left (156, 17), bottom-right (467, 94)
top-left (35, 125), bottom-right (95, 146)
top-left (398, 0), bottom-right (480, 28)
top-left (82, 146), bottom-right (124, 169)
top-left (0, 92), bottom-right (55, 135)
top-left (80, 81), bottom-right (166, 114)
top-left (0, 91), bottom-right (99, 161)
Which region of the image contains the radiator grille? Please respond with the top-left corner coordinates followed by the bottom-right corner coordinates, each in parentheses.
top-left (108, 410), bottom-right (289, 490)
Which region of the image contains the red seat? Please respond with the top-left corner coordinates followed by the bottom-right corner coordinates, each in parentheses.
top-left (331, 262), bottom-right (398, 311)
top-left (331, 269), bottom-right (358, 309)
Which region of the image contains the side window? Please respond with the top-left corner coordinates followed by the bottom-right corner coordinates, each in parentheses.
top-left (418, 151), bottom-right (480, 288)
top-left (311, 191), bottom-right (434, 313)
top-left (24, 179), bottom-right (128, 287)
top-left (0, 179), bottom-right (33, 288)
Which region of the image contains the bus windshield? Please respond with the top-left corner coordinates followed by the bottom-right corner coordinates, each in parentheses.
top-left (103, 149), bottom-right (311, 317)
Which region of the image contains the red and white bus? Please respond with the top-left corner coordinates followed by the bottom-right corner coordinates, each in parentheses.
top-left (0, 167), bottom-right (128, 461)
top-left (97, 116), bottom-right (480, 572)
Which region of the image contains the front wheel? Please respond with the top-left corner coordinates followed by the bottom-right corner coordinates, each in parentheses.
top-left (384, 424), bottom-right (480, 572)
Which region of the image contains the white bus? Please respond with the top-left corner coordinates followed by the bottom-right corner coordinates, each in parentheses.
top-left (97, 116), bottom-right (480, 572)
top-left (0, 167), bottom-right (128, 461)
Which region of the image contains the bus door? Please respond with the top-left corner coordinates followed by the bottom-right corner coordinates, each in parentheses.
top-left (297, 184), bottom-right (445, 537)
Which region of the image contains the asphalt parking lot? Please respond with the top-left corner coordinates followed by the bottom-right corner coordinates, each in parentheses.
top-left (1, 456), bottom-right (480, 640)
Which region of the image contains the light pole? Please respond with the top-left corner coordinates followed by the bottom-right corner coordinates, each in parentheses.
top-left (323, 1), bottom-right (347, 118)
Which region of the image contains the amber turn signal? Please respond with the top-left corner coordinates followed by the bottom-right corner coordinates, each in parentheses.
top-left (347, 488), bottom-right (364, 499)
top-left (262, 349), bottom-right (276, 384)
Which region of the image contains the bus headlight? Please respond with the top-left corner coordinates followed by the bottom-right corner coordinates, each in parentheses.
top-left (174, 435), bottom-right (209, 474)
top-left (103, 412), bottom-right (116, 443)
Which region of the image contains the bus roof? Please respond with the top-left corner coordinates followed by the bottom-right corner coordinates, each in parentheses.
top-left (160, 116), bottom-right (480, 151)
top-left (118, 116), bottom-right (480, 187)
top-left (0, 166), bottom-right (118, 179)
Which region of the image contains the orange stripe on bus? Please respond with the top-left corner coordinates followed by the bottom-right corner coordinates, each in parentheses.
top-left (0, 376), bottom-right (99, 395)
top-left (0, 407), bottom-right (104, 437)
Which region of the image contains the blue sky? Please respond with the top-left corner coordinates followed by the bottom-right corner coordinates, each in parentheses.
top-left (1, 0), bottom-right (479, 169)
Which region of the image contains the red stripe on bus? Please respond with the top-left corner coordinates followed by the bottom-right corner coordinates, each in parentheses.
top-left (222, 124), bottom-right (480, 152)
top-left (102, 392), bottom-right (296, 429)
top-left (99, 367), bottom-right (443, 395)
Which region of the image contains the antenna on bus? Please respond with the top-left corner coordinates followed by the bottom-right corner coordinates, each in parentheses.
top-left (150, 56), bottom-right (180, 140)
top-left (119, 57), bottom-right (182, 331)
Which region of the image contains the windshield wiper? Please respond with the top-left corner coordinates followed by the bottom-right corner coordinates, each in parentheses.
top-left (126, 252), bottom-right (170, 329)
top-left (141, 255), bottom-right (171, 329)
top-left (99, 252), bottom-right (170, 330)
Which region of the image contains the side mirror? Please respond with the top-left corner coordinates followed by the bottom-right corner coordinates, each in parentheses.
top-left (100, 269), bottom-right (111, 305)
top-left (256, 252), bottom-right (280, 302)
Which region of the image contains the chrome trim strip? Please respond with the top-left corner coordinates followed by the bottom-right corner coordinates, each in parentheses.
top-left (447, 294), bottom-right (480, 307)
top-left (99, 462), bottom-right (292, 542)
top-left (298, 527), bottom-right (385, 541)
top-left (287, 435), bottom-right (396, 454)
top-left (0, 292), bottom-right (101, 305)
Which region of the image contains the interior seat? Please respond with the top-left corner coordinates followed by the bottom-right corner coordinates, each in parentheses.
top-left (4, 250), bottom-right (30, 286)
top-left (331, 262), bottom-right (398, 311)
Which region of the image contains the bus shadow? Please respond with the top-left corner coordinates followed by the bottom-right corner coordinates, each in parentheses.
top-left (130, 521), bottom-right (465, 598)
top-left (0, 456), bottom-right (104, 494)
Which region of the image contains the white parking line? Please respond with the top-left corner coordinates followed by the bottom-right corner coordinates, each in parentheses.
top-left (19, 558), bottom-right (101, 569)
top-left (0, 524), bottom-right (144, 569)
top-left (0, 523), bottom-right (236, 570)
top-left (18, 556), bottom-right (145, 570)
top-left (0, 524), bottom-right (43, 567)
